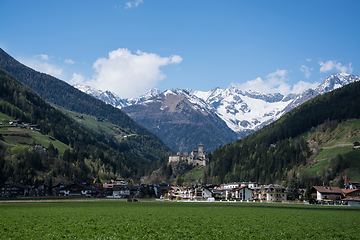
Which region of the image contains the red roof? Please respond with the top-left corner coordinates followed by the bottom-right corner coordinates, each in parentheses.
top-left (312, 186), bottom-right (343, 194)
top-left (342, 188), bottom-right (360, 195)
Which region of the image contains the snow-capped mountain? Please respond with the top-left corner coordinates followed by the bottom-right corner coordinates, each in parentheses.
top-left (74, 85), bottom-right (161, 108)
top-left (75, 73), bottom-right (359, 152)
top-left (189, 87), bottom-right (297, 133)
top-left (123, 88), bottom-right (238, 153)
top-left (281, 73), bottom-right (359, 115)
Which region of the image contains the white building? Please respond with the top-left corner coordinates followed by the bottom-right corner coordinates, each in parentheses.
top-left (233, 186), bottom-right (253, 201)
top-left (265, 184), bottom-right (287, 202)
top-left (312, 186), bottom-right (343, 204)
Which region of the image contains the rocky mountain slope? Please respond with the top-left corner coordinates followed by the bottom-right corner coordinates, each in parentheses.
top-left (76, 73), bottom-right (359, 153)
top-left (123, 89), bottom-right (238, 153)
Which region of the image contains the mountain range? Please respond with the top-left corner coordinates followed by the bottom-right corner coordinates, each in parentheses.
top-left (75, 73), bottom-right (360, 153)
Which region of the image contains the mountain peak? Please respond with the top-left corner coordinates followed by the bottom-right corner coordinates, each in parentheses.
top-left (315, 73), bottom-right (359, 95)
top-left (74, 73), bottom-right (359, 152)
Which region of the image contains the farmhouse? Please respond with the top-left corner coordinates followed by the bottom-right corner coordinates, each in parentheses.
top-left (342, 188), bottom-right (360, 198)
top-left (168, 143), bottom-right (209, 166)
top-left (311, 186), bottom-right (343, 204)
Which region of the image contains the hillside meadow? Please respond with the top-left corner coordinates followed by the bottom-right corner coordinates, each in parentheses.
top-left (0, 200), bottom-right (359, 239)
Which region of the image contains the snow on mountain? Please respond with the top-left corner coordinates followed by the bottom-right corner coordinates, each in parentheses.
top-left (314, 73), bottom-right (358, 94)
top-left (281, 73), bottom-right (360, 115)
top-left (190, 86), bottom-right (295, 133)
top-left (74, 85), bottom-right (161, 108)
top-left (75, 73), bottom-right (359, 138)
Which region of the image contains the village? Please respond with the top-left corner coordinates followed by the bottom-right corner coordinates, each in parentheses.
top-left (1, 140), bottom-right (360, 206)
top-left (1, 175), bottom-right (360, 206)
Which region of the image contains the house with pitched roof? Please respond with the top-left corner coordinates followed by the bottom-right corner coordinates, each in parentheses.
top-left (265, 184), bottom-right (287, 202)
top-left (232, 186), bottom-right (253, 201)
top-left (311, 186), bottom-right (343, 204)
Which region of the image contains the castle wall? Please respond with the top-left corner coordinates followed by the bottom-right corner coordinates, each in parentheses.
top-left (168, 144), bottom-right (209, 166)
top-left (169, 155), bottom-right (180, 163)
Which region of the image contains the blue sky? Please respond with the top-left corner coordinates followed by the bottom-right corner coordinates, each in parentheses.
top-left (1, 0), bottom-right (359, 98)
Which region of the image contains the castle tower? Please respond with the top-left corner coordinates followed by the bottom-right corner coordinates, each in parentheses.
top-left (198, 143), bottom-right (204, 158)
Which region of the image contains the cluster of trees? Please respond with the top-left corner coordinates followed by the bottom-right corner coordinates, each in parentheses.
top-left (204, 81), bottom-right (360, 187)
top-left (206, 137), bottom-right (309, 185)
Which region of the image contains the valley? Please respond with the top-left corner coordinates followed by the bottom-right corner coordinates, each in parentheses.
top-left (0, 47), bottom-right (359, 192)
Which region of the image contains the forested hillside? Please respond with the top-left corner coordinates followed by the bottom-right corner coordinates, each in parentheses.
top-left (147, 81), bottom-right (360, 187)
top-left (205, 81), bottom-right (360, 187)
top-left (0, 68), bottom-right (167, 185)
top-left (0, 48), bottom-right (174, 161)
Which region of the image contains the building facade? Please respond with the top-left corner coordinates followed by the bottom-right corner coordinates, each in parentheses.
top-left (168, 143), bottom-right (209, 166)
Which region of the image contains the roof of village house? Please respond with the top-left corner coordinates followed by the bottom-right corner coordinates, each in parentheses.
top-left (349, 181), bottom-right (359, 184)
top-left (342, 188), bottom-right (360, 194)
top-left (342, 196), bottom-right (360, 202)
top-left (312, 186), bottom-right (343, 194)
top-left (233, 186), bottom-right (251, 191)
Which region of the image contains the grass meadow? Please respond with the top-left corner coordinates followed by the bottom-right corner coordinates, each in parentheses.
top-left (0, 200), bottom-right (359, 239)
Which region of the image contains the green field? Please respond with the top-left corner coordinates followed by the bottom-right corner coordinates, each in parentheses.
top-left (0, 126), bottom-right (69, 155)
top-left (0, 200), bottom-right (359, 239)
top-left (58, 108), bottom-right (138, 141)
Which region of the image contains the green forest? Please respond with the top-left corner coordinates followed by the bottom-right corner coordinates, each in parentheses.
top-left (0, 68), bottom-right (172, 185)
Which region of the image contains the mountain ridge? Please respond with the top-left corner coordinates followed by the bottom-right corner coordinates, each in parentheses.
top-left (0, 48), bottom-right (174, 161)
top-left (75, 73), bottom-right (359, 152)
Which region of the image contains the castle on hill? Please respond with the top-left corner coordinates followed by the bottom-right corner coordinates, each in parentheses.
top-left (168, 143), bottom-right (209, 166)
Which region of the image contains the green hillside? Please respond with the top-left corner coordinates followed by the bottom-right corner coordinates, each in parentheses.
top-left (204, 81), bottom-right (360, 187)
top-left (58, 108), bottom-right (138, 141)
top-left (0, 68), bottom-right (166, 185)
top-left (0, 48), bottom-right (174, 162)
top-left (300, 119), bottom-right (360, 182)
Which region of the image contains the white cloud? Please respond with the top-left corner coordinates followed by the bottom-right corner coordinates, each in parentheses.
top-left (319, 60), bottom-right (353, 74)
top-left (86, 48), bottom-right (182, 98)
top-left (292, 80), bottom-right (320, 93)
top-left (234, 69), bottom-right (319, 95)
top-left (20, 56), bottom-right (63, 79)
top-left (124, 0), bottom-right (143, 8)
top-left (35, 54), bottom-right (49, 61)
top-left (65, 59), bottom-right (75, 64)
top-left (70, 73), bottom-right (86, 85)
top-left (235, 69), bottom-right (290, 94)
top-left (306, 58), bottom-right (312, 62)
top-left (300, 65), bottom-right (312, 78)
